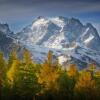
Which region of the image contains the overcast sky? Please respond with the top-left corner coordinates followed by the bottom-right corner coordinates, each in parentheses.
top-left (0, 0), bottom-right (100, 33)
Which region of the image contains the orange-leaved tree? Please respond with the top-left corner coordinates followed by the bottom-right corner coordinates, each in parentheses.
top-left (37, 51), bottom-right (60, 93)
top-left (74, 71), bottom-right (97, 99)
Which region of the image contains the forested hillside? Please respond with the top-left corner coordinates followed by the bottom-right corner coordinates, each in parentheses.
top-left (0, 50), bottom-right (100, 100)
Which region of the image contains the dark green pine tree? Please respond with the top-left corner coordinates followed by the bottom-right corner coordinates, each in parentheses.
top-left (14, 50), bottom-right (40, 99)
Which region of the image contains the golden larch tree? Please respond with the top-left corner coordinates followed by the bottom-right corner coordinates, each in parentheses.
top-left (37, 51), bottom-right (59, 92)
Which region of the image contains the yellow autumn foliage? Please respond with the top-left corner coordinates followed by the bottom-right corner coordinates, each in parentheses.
top-left (37, 62), bottom-right (59, 91)
top-left (7, 60), bottom-right (19, 85)
top-left (67, 64), bottom-right (78, 77)
top-left (75, 71), bottom-right (96, 92)
top-left (37, 51), bottom-right (59, 91)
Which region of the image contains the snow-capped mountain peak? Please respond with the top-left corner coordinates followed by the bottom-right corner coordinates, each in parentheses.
top-left (0, 17), bottom-right (100, 69)
top-left (31, 17), bottom-right (49, 29)
top-left (49, 17), bottom-right (66, 27)
top-left (15, 16), bottom-right (100, 69)
top-left (16, 17), bottom-right (100, 50)
top-left (0, 23), bottom-right (12, 34)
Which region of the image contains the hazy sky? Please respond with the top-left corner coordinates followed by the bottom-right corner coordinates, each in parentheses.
top-left (0, 0), bottom-right (100, 33)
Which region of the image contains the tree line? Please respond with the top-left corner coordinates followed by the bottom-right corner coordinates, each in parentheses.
top-left (0, 50), bottom-right (100, 100)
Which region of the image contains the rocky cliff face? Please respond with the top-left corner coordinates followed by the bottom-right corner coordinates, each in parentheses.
top-left (0, 17), bottom-right (100, 69)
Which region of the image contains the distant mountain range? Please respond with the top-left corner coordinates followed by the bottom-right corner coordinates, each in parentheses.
top-left (0, 16), bottom-right (100, 69)
top-left (0, 23), bottom-right (24, 58)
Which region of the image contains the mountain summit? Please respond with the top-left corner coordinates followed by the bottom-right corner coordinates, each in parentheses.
top-left (17, 17), bottom-right (100, 51)
top-left (0, 17), bottom-right (100, 69)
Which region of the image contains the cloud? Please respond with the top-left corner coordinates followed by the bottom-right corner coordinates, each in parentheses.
top-left (0, 0), bottom-right (100, 14)
top-left (0, 0), bottom-right (99, 32)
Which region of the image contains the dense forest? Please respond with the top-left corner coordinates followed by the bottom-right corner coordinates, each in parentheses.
top-left (0, 50), bottom-right (100, 100)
